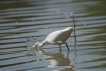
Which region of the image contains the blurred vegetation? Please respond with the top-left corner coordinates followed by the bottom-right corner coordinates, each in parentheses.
top-left (0, 0), bottom-right (33, 10)
top-left (73, 0), bottom-right (106, 16)
top-left (86, 0), bottom-right (106, 16)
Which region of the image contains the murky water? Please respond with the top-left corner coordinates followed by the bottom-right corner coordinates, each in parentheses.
top-left (0, 0), bottom-right (106, 71)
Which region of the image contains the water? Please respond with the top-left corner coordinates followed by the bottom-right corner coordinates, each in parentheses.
top-left (0, 0), bottom-right (106, 71)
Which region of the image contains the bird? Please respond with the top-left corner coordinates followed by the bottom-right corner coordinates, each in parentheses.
top-left (32, 27), bottom-right (73, 51)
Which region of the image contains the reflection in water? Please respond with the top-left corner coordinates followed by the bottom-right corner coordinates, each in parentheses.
top-left (29, 47), bottom-right (74, 71)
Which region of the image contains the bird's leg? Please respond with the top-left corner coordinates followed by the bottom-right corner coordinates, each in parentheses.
top-left (59, 45), bottom-right (61, 51)
top-left (65, 43), bottom-right (70, 51)
top-left (67, 51), bottom-right (70, 58)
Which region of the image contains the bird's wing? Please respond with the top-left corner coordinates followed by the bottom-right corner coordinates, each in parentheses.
top-left (46, 30), bottom-right (65, 43)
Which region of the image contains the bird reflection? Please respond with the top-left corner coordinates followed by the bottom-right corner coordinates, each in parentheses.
top-left (45, 52), bottom-right (70, 67)
top-left (28, 46), bottom-right (74, 71)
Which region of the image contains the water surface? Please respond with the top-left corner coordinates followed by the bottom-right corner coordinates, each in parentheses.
top-left (0, 0), bottom-right (106, 71)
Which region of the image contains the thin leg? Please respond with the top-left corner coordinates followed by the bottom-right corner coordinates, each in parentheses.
top-left (65, 43), bottom-right (70, 51)
top-left (67, 51), bottom-right (70, 58)
top-left (59, 45), bottom-right (61, 51)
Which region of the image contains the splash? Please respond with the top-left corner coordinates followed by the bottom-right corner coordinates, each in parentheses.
top-left (25, 36), bottom-right (40, 52)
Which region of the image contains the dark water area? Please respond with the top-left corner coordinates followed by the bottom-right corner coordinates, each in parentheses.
top-left (0, 0), bottom-right (106, 71)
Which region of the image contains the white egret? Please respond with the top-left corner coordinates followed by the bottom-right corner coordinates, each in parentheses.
top-left (32, 27), bottom-right (73, 51)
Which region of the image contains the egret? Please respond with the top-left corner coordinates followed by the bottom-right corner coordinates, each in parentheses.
top-left (32, 27), bottom-right (73, 51)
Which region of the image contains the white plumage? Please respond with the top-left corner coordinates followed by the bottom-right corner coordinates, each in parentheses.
top-left (32, 27), bottom-right (73, 51)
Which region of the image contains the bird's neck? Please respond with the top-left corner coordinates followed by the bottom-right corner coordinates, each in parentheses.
top-left (38, 40), bottom-right (47, 47)
top-left (38, 42), bottom-right (44, 47)
top-left (32, 40), bottom-right (47, 48)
